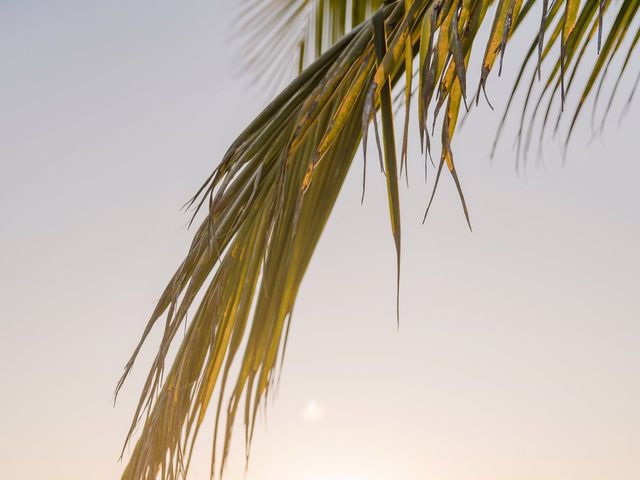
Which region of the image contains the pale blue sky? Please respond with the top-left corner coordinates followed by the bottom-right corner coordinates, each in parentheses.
top-left (1, 1), bottom-right (639, 479)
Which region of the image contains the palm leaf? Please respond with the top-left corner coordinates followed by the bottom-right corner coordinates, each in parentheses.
top-left (116, 1), bottom-right (640, 478)
top-left (234, 0), bottom-right (384, 90)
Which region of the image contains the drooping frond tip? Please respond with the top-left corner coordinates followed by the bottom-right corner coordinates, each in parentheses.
top-left (118, 1), bottom-right (639, 478)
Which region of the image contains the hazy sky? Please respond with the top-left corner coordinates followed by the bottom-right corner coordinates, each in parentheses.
top-left (1, 1), bottom-right (639, 479)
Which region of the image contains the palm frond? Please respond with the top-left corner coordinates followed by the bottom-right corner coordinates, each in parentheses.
top-left (234, 0), bottom-right (384, 89)
top-left (117, 1), bottom-right (640, 478)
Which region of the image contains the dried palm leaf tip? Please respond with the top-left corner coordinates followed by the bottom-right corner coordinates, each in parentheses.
top-left (116, 1), bottom-right (640, 478)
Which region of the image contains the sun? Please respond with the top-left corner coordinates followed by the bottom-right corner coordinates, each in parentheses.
top-left (301, 400), bottom-right (325, 422)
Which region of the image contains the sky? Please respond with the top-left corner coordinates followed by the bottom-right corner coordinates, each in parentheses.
top-left (0, 1), bottom-right (639, 479)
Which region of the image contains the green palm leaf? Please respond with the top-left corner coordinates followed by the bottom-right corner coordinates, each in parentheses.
top-left (116, 1), bottom-right (639, 478)
top-left (234, 0), bottom-right (384, 89)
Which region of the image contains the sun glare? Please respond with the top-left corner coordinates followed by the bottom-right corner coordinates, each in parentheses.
top-left (301, 400), bottom-right (325, 422)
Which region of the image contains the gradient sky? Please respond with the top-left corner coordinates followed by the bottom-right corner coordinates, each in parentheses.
top-left (1, 1), bottom-right (639, 479)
